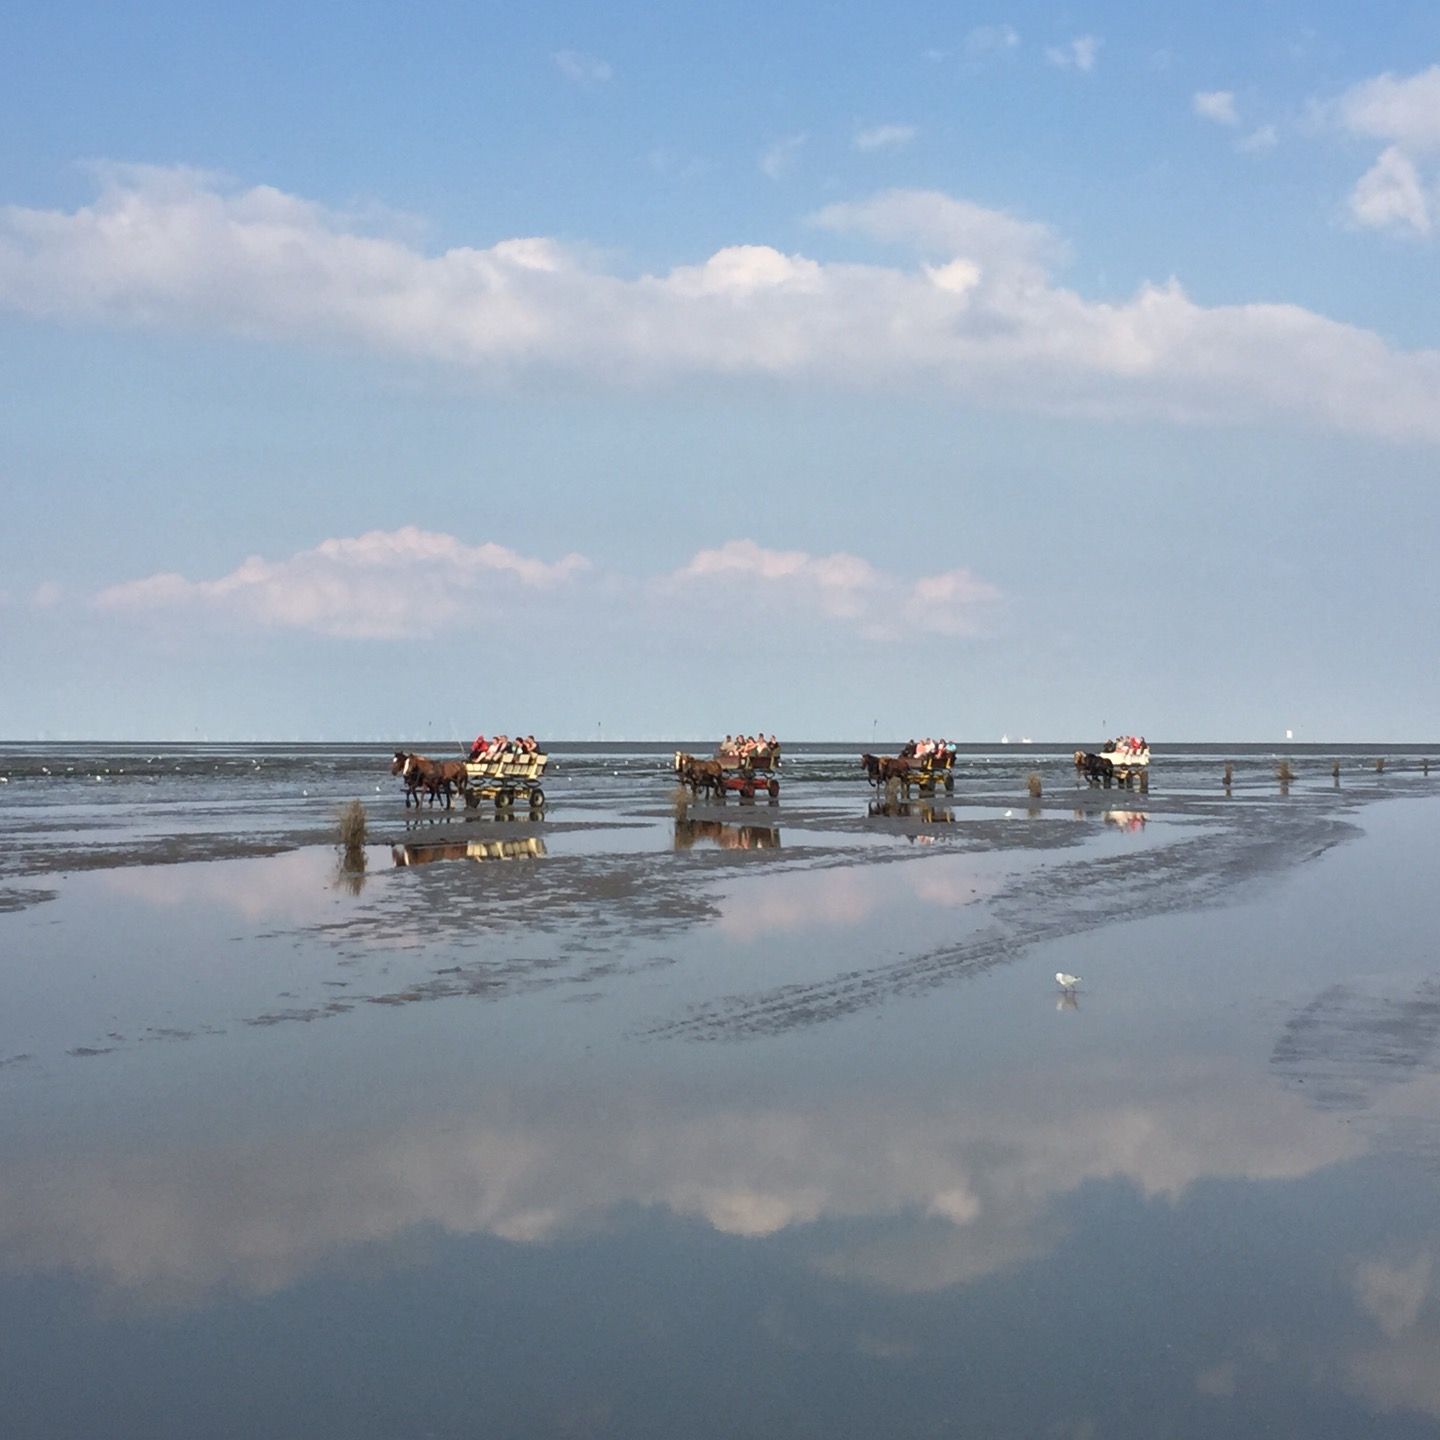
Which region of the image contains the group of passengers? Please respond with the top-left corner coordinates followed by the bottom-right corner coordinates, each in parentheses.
top-left (468, 733), bottom-right (541, 760)
top-left (719, 733), bottom-right (779, 759)
top-left (899, 737), bottom-right (956, 763)
top-left (1105, 736), bottom-right (1148, 755)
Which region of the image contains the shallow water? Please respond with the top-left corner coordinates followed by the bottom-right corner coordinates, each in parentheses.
top-left (2, 745), bottom-right (1439, 1437)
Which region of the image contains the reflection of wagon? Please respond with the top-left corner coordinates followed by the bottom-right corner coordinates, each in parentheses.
top-left (716, 745), bottom-right (781, 801)
top-left (462, 751), bottom-right (548, 811)
top-left (674, 819), bottom-right (780, 850)
top-left (392, 837), bottom-right (546, 865)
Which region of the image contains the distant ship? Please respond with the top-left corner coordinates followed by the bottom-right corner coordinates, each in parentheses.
top-left (1000, 733), bottom-right (1009, 744)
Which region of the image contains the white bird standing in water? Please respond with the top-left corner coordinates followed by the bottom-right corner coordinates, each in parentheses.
top-left (1056, 971), bottom-right (1081, 992)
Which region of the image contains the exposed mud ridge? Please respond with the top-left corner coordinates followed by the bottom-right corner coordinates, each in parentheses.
top-left (308, 841), bottom-right (924, 957)
top-left (1271, 979), bottom-right (1440, 1110)
top-left (648, 808), bottom-right (1360, 1042)
top-left (2, 834), bottom-right (310, 879)
top-left (0, 886), bottom-right (56, 913)
top-left (244, 844), bottom-right (919, 1027)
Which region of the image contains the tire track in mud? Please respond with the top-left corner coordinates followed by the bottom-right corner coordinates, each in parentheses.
top-left (647, 810), bottom-right (1360, 1041)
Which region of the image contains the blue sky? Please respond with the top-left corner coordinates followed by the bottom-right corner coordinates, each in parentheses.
top-left (3, 1), bottom-right (1440, 741)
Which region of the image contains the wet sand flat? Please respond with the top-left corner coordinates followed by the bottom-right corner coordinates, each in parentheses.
top-left (2, 743), bottom-right (1440, 1438)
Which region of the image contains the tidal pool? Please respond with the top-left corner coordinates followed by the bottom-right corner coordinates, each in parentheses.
top-left (1, 750), bottom-right (1439, 1438)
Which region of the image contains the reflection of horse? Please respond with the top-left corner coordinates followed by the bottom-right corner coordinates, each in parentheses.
top-left (393, 751), bottom-right (467, 809)
top-left (674, 752), bottom-right (724, 801)
top-left (867, 801), bottom-right (954, 823)
top-left (673, 819), bottom-right (780, 851)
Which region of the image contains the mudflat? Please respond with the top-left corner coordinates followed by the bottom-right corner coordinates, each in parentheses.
top-left (2, 742), bottom-right (1439, 1439)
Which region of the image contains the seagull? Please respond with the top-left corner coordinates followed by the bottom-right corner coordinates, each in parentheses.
top-left (1055, 971), bottom-right (1081, 992)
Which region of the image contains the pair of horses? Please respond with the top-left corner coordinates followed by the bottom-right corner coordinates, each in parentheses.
top-left (1072, 750), bottom-right (1116, 784)
top-left (673, 751), bottom-right (725, 801)
top-left (861, 752), bottom-right (916, 786)
top-left (390, 750), bottom-right (468, 809)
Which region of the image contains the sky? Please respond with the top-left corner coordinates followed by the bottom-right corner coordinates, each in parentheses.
top-left (3, 0), bottom-right (1440, 742)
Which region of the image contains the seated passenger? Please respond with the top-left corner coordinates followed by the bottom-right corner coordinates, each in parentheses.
top-left (469, 734), bottom-right (488, 760)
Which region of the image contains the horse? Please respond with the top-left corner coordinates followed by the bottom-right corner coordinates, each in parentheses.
top-left (391, 750), bottom-right (426, 808)
top-left (861, 753), bottom-right (915, 788)
top-left (395, 751), bottom-right (467, 809)
top-left (674, 752), bottom-right (725, 801)
top-left (1076, 752), bottom-right (1115, 786)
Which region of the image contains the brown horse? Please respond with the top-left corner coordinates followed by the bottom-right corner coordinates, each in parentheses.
top-left (674, 752), bottom-right (725, 801)
top-left (861, 753), bottom-right (915, 788)
top-left (395, 751), bottom-right (467, 809)
top-left (391, 749), bottom-right (425, 807)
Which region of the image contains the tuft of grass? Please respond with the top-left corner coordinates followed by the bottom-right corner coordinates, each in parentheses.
top-left (1375, 756), bottom-right (1386, 773)
top-left (1026, 772), bottom-right (1043, 799)
top-left (670, 784), bottom-right (692, 817)
top-left (1223, 762), bottom-right (1234, 788)
top-left (338, 799), bottom-right (367, 857)
top-left (1276, 759), bottom-right (1295, 786)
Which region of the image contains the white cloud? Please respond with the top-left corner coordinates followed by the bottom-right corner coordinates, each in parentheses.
top-left (1336, 66), bottom-right (1440, 155)
top-left (854, 123), bottom-right (918, 154)
top-left (811, 187), bottom-right (1066, 270)
top-left (553, 49), bottom-right (613, 85)
top-left (669, 539), bottom-right (999, 639)
top-left (964, 25), bottom-right (1020, 59)
top-left (1348, 146), bottom-right (1432, 236)
top-left (1327, 67), bottom-right (1440, 239)
top-left (91, 529), bottom-right (1001, 644)
top-left (6, 167), bottom-right (1440, 443)
top-left (759, 132), bottom-right (807, 179)
top-left (1046, 35), bottom-right (1099, 72)
top-left (1193, 90), bottom-right (1239, 127)
top-left (1238, 124), bottom-right (1278, 154)
top-left (94, 528), bottom-right (591, 639)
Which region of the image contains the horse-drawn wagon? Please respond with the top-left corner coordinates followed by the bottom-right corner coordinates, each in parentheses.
top-left (674, 743), bottom-right (781, 801)
top-left (861, 749), bottom-right (955, 798)
top-left (716, 743), bottom-right (781, 800)
top-left (1074, 737), bottom-right (1150, 787)
top-left (462, 749), bottom-right (548, 811)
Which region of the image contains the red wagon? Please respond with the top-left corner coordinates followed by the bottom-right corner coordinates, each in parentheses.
top-left (715, 744), bottom-right (781, 801)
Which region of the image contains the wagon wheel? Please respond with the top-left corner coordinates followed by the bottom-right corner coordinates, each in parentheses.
top-left (742, 782), bottom-right (755, 800)
top-left (495, 788), bottom-right (514, 809)
top-left (528, 787), bottom-right (545, 810)
top-left (464, 789), bottom-right (480, 810)
top-left (945, 776), bottom-right (955, 794)
top-left (767, 779), bottom-right (780, 799)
